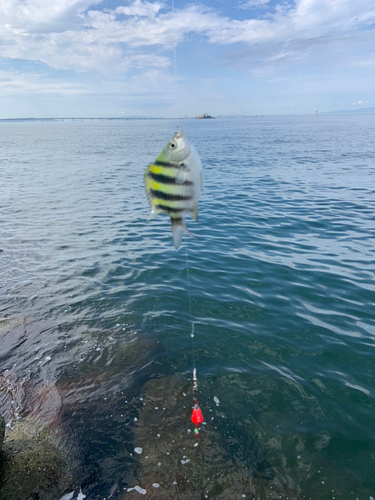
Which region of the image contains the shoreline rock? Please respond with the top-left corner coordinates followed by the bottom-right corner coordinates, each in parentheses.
top-left (0, 417), bottom-right (76, 500)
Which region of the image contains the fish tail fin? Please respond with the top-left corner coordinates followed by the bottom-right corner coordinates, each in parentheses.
top-left (171, 217), bottom-right (195, 250)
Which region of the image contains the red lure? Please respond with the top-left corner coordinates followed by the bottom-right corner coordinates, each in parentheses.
top-left (191, 399), bottom-right (204, 441)
top-left (191, 402), bottom-right (204, 425)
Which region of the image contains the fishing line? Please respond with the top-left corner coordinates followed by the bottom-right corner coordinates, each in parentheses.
top-left (184, 239), bottom-right (204, 444)
top-left (171, 0), bottom-right (204, 441)
top-left (184, 242), bottom-right (197, 389)
top-left (171, 0), bottom-right (195, 383)
top-left (171, 0), bottom-right (177, 80)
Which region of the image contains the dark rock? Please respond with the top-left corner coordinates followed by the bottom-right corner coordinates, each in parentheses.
top-left (0, 415), bottom-right (4, 447)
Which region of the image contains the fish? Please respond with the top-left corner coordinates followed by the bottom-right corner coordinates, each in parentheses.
top-left (145, 130), bottom-right (203, 250)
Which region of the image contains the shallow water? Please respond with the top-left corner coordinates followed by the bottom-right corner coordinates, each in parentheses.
top-left (1, 115), bottom-right (375, 499)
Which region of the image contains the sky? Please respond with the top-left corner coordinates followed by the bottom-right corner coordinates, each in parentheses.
top-left (0, 0), bottom-right (374, 118)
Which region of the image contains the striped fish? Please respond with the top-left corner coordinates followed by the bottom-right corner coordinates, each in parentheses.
top-left (145, 130), bottom-right (203, 250)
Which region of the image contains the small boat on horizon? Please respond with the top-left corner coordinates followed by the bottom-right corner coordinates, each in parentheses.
top-left (196, 113), bottom-right (215, 119)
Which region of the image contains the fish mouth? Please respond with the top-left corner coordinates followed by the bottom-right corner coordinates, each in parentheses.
top-left (173, 131), bottom-right (191, 159)
top-left (173, 130), bottom-right (186, 143)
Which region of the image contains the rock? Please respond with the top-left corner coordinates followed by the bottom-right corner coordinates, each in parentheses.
top-left (0, 418), bottom-right (75, 500)
top-left (0, 366), bottom-right (73, 498)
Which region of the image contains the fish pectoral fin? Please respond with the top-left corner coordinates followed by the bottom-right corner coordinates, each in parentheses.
top-left (175, 163), bottom-right (191, 184)
top-left (148, 208), bottom-right (163, 220)
top-left (171, 218), bottom-right (196, 250)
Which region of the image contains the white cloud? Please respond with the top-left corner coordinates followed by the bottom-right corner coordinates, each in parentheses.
top-left (352, 100), bottom-right (370, 105)
top-left (116, 0), bottom-right (164, 17)
top-left (0, 0), bottom-right (101, 31)
top-left (208, 0), bottom-right (375, 45)
top-left (0, 69), bottom-right (87, 95)
top-left (0, 0), bottom-right (375, 76)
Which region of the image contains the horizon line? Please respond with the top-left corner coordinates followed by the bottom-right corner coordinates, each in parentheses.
top-left (1, 111), bottom-right (375, 122)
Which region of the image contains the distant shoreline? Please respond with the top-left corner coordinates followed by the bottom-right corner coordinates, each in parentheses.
top-left (1, 111), bottom-right (375, 122)
top-left (0, 117), bottom-right (170, 122)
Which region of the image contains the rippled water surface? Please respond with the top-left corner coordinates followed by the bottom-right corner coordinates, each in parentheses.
top-left (1, 116), bottom-right (375, 499)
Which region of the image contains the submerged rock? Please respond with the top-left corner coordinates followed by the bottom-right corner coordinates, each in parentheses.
top-left (125, 374), bottom-right (305, 500)
top-left (125, 374), bottom-right (253, 499)
top-left (0, 317), bottom-right (25, 336)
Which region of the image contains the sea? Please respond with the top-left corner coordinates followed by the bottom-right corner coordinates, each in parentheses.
top-left (0, 115), bottom-right (375, 500)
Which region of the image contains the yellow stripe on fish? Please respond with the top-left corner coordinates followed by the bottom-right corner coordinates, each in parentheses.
top-left (149, 163), bottom-right (178, 177)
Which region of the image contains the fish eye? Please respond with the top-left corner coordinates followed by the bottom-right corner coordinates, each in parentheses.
top-left (169, 141), bottom-right (177, 149)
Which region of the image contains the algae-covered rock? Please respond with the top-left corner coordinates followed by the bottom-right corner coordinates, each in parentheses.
top-left (0, 419), bottom-right (74, 500)
top-left (0, 369), bottom-right (75, 499)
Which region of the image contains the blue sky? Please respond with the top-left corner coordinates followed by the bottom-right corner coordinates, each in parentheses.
top-left (0, 0), bottom-right (374, 118)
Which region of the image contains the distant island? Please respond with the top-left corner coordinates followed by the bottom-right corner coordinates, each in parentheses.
top-left (321, 107), bottom-right (375, 115)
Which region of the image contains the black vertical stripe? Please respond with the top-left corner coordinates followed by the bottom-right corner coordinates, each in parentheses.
top-left (148, 171), bottom-right (193, 186)
top-left (151, 189), bottom-right (192, 201)
top-left (171, 217), bottom-right (183, 224)
top-left (154, 160), bottom-right (176, 168)
top-left (156, 205), bottom-right (188, 213)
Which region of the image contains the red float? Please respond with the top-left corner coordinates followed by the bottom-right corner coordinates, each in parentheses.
top-left (191, 399), bottom-right (204, 426)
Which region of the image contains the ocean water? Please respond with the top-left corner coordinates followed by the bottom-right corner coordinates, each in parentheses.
top-left (1, 115), bottom-right (375, 499)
